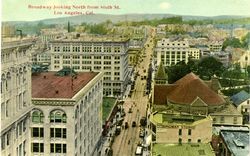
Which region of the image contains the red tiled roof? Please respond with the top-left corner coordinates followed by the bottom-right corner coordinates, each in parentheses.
top-left (154, 84), bottom-right (176, 105)
top-left (168, 73), bottom-right (225, 105)
top-left (153, 73), bottom-right (225, 106)
top-left (32, 72), bottom-right (98, 99)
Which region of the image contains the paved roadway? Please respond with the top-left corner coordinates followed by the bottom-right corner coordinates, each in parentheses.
top-left (112, 28), bottom-right (155, 156)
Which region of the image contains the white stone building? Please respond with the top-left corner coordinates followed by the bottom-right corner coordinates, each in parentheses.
top-left (1, 37), bottom-right (35, 156)
top-left (155, 38), bottom-right (200, 66)
top-left (49, 35), bottom-right (130, 97)
top-left (31, 71), bottom-right (103, 156)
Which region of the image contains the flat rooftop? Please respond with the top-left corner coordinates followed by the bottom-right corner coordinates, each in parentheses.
top-left (221, 130), bottom-right (249, 156)
top-left (151, 113), bottom-right (208, 125)
top-left (152, 143), bottom-right (215, 156)
top-left (51, 34), bottom-right (129, 43)
top-left (32, 72), bottom-right (98, 99)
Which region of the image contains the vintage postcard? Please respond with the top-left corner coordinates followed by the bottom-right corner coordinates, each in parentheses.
top-left (1, 0), bottom-right (250, 156)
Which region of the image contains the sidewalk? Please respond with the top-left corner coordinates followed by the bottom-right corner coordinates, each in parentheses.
top-left (100, 121), bottom-right (116, 156)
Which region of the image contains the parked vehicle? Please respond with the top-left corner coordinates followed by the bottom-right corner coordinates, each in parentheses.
top-left (128, 108), bottom-right (132, 113)
top-left (115, 126), bottom-right (121, 135)
top-left (139, 129), bottom-right (145, 137)
top-left (135, 146), bottom-right (143, 155)
top-left (132, 121), bottom-right (136, 127)
top-left (125, 122), bottom-right (129, 129)
top-left (140, 117), bottom-right (147, 127)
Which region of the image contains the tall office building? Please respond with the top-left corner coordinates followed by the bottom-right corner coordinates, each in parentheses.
top-left (1, 37), bottom-right (35, 156)
top-left (31, 70), bottom-right (103, 156)
top-left (155, 38), bottom-right (200, 66)
top-left (49, 35), bottom-right (130, 97)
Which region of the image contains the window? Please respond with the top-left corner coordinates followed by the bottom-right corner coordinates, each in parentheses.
top-left (188, 129), bottom-right (191, 135)
top-left (233, 117), bottom-right (237, 124)
top-left (1, 103), bottom-right (5, 120)
top-left (32, 127), bottom-right (44, 137)
top-left (178, 138), bottom-right (182, 144)
top-left (213, 117), bottom-right (217, 122)
top-left (188, 139), bottom-right (191, 143)
top-left (220, 116), bottom-right (225, 123)
top-left (6, 132), bottom-right (10, 146)
top-left (32, 143), bottom-right (44, 153)
top-left (50, 144), bottom-right (66, 153)
top-left (178, 129), bottom-right (182, 135)
top-left (50, 128), bottom-right (66, 138)
top-left (32, 110), bottom-right (44, 123)
top-left (50, 110), bottom-right (67, 123)
top-left (197, 139), bottom-right (201, 143)
top-left (1, 134), bottom-right (5, 150)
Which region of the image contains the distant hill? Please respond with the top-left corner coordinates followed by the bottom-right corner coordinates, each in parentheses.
top-left (3, 13), bottom-right (250, 25)
top-left (3, 14), bottom-right (250, 35)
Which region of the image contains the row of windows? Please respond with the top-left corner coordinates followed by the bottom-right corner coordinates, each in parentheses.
top-left (32, 143), bottom-right (67, 153)
top-left (103, 83), bottom-right (121, 87)
top-left (55, 55), bottom-right (120, 60)
top-left (32, 110), bottom-right (67, 123)
top-left (32, 127), bottom-right (67, 138)
top-left (178, 138), bottom-right (201, 144)
top-left (178, 129), bottom-right (192, 136)
top-left (160, 42), bottom-right (187, 46)
top-left (54, 46), bottom-right (122, 53)
top-left (1, 118), bottom-right (27, 150)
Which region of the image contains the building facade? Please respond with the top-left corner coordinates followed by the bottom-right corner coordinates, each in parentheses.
top-left (31, 71), bottom-right (103, 156)
top-left (49, 36), bottom-right (130, 97)
top-left (150, 113), bottom-right (212, 144)
top-left (1, 37), bottom-right (35, 156)
top-left (156, 38), bottom-right (200, 66)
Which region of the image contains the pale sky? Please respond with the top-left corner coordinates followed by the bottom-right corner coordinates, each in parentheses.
top-left (2, 0), bottom-right (250, 21)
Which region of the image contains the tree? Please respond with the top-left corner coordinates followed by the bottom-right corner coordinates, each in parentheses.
top-left (247, 65), bottom-right (250, 78)
top-left (167, 61), bottom-right (191, 83)
top-left (222, 37), bottom-right (243, 50)
top-left (197, 56), bottom-right (224, 80)
top-left (241, 32), bottom-right (250, 49)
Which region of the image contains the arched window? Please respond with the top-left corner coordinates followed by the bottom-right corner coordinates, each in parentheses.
top-left (6, 72), bottom-right (11, 91)
top-left (1, 74), bottom-right (5, 93)
top-left (19, 68), bottom-right (23, 85)
top-left (32, 110), bottom-right (44, 123)
top-left (80, 101), bottom-right (83, 113)
top-left (75, 106), bottom-right (79, 119)
top-left (23, 66), bottom-right (27, 83)
top-left (50, 110), bottom-right (67, 123)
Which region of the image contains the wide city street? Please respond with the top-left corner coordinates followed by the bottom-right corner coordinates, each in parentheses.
top-left (112, 28), bottom-right (155, 156)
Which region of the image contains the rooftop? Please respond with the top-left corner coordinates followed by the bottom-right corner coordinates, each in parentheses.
top-left (51, 34), bottom-right (129, 43)
top-left (32, 71), bottom-right (98, 99)
top-left (210, 103), bottom-right (242, 116)
top-left (154, 73), bottom-right (225, 106)
top-left (151, 112), bottom-right (209, 125)
top-left (220, 129), bottom-right (249, 156)
top-left (152, 143), bottom-right (215, 156)
top-left (230, 90), bottom-right (250, 106)
top-left (213, 126), bottom-right (249, 135)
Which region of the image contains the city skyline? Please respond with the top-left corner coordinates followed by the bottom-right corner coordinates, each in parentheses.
top-left (2, 0), bottom-right (250, 21)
